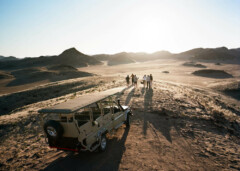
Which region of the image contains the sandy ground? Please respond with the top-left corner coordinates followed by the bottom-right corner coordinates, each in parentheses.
top-left (0, 59), bottom-right (240, 170)
top-left (79, 59), bottom-right (240, 89)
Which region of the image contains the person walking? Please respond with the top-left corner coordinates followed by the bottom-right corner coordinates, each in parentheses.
top-left (131, 73), bottom-right (134, 86)
top-left (143, 75), bottom-right (147, 88)
top-left (134, 75), bottom-right (138, 88)
top-left (126, 75), bottom-right (130, 86)
top-left (150, 74), bottom-right (153, 88)
top-left (146, 75), bottom-right (150, 89)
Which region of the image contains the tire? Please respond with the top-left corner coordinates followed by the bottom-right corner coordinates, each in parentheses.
top-left (44, 120), bottom-right (64, 142)
top-left (126, 114), bottom-right (131, 127)
top-left (98, 134), bottom-right (107, 152)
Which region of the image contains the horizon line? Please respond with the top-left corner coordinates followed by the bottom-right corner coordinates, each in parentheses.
top-left (1, 45), bottom-right (239, 59)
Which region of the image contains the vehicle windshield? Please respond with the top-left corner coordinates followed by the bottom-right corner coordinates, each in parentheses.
top-left (101, 99), bottom-right (120, 114)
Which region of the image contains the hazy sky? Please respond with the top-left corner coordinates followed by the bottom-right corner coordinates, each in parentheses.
top-left (0, 0), bottom-right (240, 58)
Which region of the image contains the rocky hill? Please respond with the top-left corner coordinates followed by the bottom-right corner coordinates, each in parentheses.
top-left (194, 47), bottom-right (237, 61)
top-left (175, 47), bottom-right (240, 63)
top-left (0, 48), bottom-right (102, 70)
top-left (0, 56), bottom-right (19, 61)
top-left (57, 48), bottom-right (101, 66)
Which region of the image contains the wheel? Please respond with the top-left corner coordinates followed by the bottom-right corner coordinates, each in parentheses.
top-left (98, 134), bottom-right (107, 152)
top-left (44, 120), bottom-right (64, 143)
top-left (125, 114), bottom-right (131, 127)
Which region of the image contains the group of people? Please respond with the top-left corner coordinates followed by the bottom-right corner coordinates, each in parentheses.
top-left (125, 74), bottom-right (138, 87)
top-left (126, 74), bottom-right (153, 89)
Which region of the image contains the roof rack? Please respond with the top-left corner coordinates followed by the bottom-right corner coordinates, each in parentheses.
top-left (38, 87), bottom-right (125, 114)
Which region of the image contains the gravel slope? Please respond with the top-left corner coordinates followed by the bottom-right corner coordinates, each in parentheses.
top-left (0, 79), bottom-right (239, 170)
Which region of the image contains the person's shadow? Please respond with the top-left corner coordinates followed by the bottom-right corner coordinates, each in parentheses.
top-left (125, 87), bottom-right (135, 105)
top-left (143, 88), bottom-right (173, 143)
top-left (44, 127), bottom-right (130, 171)
top-left (143, 88), bottom-right (153, 136)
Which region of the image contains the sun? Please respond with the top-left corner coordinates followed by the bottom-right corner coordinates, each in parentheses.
top-left (119, 8), bottom-right (175, 53)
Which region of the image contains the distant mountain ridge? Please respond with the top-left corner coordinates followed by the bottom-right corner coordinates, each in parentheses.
top-left (94, 47), bottom-right (240, 65)
top-left (0, 46), bottom-right (239, 69)
top-left (175, 47), bottom-right (240, 63)
top-left (93, 50), bottom-right (172, 65)
top-left (107, 52), bottom-right (135, 66)
top-left (0, 56), bottom-right (19, 61)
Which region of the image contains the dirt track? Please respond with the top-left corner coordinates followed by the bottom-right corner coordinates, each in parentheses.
top-left (0, 80), bottom-right (240, 170)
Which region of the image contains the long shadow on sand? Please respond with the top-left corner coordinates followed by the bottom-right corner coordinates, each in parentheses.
top-left (44, 127), bottom-right (130, 171)
top-left (6, 70), bottom-right (92, 87)
top-left (140, 107), bottom-right (238, 145)
top-left (124, 87), bottom-right (135, 105)
top-left (143, 88), bottom-right (152, 136)
top-left (143, 88), bottom-right (175, 143)
top-left (0, 81), bottom-right (96, 116)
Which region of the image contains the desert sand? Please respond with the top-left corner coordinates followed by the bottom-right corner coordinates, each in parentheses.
top-left (0, 58), bottom-right (240, 170)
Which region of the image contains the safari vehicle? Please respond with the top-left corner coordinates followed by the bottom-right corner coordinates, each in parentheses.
top-left (38, 87), bottom-right (132, 152)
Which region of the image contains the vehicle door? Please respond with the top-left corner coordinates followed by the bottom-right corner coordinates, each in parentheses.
top-left (75, 109), bottom-right (92, 141)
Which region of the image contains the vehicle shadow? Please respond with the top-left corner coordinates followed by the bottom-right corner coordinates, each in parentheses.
top-left (44, 127), bottom-right (130, 171)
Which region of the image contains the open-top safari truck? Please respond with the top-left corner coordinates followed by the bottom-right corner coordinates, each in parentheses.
top-left (38, 87), bottom-right (132, 152)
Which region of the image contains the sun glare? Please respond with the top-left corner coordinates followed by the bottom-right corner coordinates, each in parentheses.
top-left (110, 1), bottom-right (183, 54)
top-left (117, 5), bottom-right (173, 53)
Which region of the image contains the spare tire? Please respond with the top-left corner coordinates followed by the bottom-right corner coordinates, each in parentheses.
top-left (44, 120), bottom-right (64, 142)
